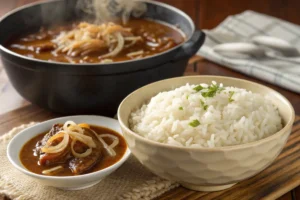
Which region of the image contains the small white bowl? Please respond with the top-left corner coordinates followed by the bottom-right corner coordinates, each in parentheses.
top-left (7, 115), bottom-right (130, 190)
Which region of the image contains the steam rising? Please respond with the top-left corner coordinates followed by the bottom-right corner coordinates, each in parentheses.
top-left (76, 0), bottom-right (147, 24)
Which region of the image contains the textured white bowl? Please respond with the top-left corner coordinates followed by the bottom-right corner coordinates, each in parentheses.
top-left (118, 76), bottom-right (295, 192)
top-left (7, 115), bottom-right (130, 190)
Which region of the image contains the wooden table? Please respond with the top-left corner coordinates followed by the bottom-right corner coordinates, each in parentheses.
top-left (0, 57), bottom-right (299, 200)
top-left (0, 1), bottom-right (299, 200)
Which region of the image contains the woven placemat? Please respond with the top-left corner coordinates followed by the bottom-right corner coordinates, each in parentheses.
top-left (0, 123), bottom-right (179, 200)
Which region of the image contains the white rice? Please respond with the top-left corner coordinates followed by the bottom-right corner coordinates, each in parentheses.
top-left (129, 82), bottom-right (282, 148)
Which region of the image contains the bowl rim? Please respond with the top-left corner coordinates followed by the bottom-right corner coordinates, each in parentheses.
top-left (118, 75), bottom-right (295, 151)
top-left (0, 0), bottom-right (194, 66)
top-left (7, 115), bottom-right (131, 180)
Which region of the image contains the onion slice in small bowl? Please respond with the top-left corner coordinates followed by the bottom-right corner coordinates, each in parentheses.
top-left (41, 132), bottom-right (69, 153)
top-left (99, 134), bottom-right (119, 149)
top-left (68, 131), bottom-right (97, 148)
top-left (42, 166), bottom-right (64, 175)
top-left (71, 139), bottom-right (93, 158)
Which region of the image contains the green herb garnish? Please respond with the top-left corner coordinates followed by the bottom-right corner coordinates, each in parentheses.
top-left (228, 91), bottom-right (235, 102)
top-left (193, 85), bottom-right (204, 92)
top-left (179, 106), bottom-right (183, 110)
top-left (189, 119), bottom-right (200, 127)
top-left (200, 100), bottom-right (208, 111)
top-left (200, 100), bottom-right (205, 106)
top-left (201, 84), bottom-right (224, 98)
top-left (186, 95), bottom-right (189, 99)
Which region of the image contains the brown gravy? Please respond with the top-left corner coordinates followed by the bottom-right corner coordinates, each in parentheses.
top-left (19, 125), bottom-right (127, 176)
top-left (7, 19), bottom-right (185, 63)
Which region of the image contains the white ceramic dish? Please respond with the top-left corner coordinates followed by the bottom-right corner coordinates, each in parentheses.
top-left (7, 115), bottom-right (130, 190)
top-left (118, 76), bottom-right (295, 192)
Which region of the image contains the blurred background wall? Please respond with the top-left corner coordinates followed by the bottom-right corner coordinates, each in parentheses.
top-left (159, 0), bottom-right (300, 29)
top-left (1, 0), bottom-right (299, 29)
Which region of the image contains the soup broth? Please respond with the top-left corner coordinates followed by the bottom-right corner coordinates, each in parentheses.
top-left (7, 19), bottom-right (185, 63)
top-left (20, 124), bottom-right (127, 176)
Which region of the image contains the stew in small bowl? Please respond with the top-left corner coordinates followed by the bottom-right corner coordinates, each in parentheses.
top-left (7, 115), bottom-right (130, 190)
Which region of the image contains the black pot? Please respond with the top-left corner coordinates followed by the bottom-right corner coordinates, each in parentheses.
top-left (0, 0), bottom-right (205, 116)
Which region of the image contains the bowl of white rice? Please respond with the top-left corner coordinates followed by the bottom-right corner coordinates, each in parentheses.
top-left (117, 76), bottom-right (294, 192)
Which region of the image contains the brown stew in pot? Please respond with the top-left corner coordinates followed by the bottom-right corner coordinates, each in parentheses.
top-left (19, 122), bottom-right (127, 176)
top-left (7, 19), bottom-right (185, 64)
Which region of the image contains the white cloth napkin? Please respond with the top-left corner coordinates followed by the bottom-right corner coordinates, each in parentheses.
top-left (198, 10), bottom-right (300, 94)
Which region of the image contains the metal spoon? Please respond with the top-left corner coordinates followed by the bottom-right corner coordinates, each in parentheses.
top-left (213, 36), bottom-right (300, 64)
top-left (213, 43), bottom-right (265, 58)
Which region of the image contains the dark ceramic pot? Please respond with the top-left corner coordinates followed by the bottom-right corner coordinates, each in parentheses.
top-left (0, 0), bottom-right (205, 116)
